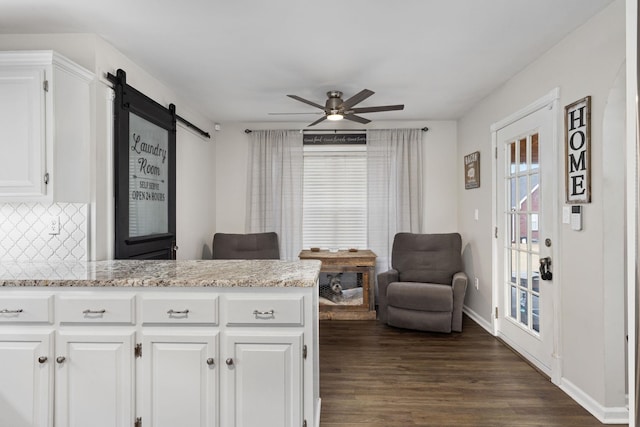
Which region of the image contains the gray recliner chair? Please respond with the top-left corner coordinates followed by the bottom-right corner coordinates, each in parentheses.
top-left (212, 232), bottom-right (280, 260)
top-left (377, 232), bottom-right (468, 333)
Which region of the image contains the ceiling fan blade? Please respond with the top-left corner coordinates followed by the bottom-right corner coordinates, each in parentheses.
top-left (268, 112), bottom-right (323, 115)
top-left (342, 114), bottom-right (371, 124)
top-left (287, 94), bottom-right (325, 110)
top-left (308, 115), bottom-right (328, 127)
top-left (350, 104), bottom-right (405, 114)
top-left (339, 89), bottom-right (375, 110)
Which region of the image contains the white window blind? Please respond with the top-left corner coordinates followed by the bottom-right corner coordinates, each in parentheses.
top-left (303, 145), bottom-right (367, 249)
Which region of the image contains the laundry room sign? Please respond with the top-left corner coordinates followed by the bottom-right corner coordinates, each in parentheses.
top-left (128, 113), bottom-right (169, 237)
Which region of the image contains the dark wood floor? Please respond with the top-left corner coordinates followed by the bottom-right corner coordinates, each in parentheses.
top-left (319, 316), bottom-right (618, 427)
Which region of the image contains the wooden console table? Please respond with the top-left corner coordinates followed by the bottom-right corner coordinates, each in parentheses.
top-left (299, 249), bottom-right (377, 320)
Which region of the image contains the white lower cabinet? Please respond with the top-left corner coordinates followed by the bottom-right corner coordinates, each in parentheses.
top-left (141, 332), bottom-right (218, 427)
top-left (0, 287), bottom-right (319, 427)
top-left (0, 330), bottom-right (134, 427)
top-left (223, 332), bottom-right (303, 427)
top-left (54, 332), bottom-right (135, 427)
top-left (0, 332), bottom-right (52, 427)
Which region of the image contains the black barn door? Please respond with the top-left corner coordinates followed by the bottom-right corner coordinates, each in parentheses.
top-left (111, 69), bottom-right (177, 259)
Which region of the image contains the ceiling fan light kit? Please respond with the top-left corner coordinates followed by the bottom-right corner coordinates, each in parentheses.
top-left (286, 89), bottom-right (404, 127)
top-left (327, 111), bottom-right (343, 121)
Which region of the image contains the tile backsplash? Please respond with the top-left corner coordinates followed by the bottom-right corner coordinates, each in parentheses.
top-left (0, 203), bottom-right (89, 262)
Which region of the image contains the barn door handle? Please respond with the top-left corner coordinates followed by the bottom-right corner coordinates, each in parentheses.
top-left (171, 240), bottom-right (179, 260)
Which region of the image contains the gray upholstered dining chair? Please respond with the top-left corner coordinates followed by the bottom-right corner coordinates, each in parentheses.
top-left (377, 232), bottom-right (468, 333)
top-left (212, 232), bottom-right (280, 260)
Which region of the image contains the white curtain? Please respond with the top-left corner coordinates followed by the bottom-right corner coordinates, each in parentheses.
top-left (245, 130), bottom-right (303, 260)
top-left (367, 128), bottom-right (424, 275)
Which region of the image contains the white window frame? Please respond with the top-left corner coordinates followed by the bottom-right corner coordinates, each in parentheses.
top-left (302, 144), bottom-right (367, 250)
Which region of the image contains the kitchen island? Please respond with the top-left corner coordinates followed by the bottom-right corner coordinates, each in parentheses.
top-left (0, 259), bottom-right (321, 427)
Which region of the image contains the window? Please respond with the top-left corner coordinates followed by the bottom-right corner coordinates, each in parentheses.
top-left (302, 144), bottom-right (367, 249)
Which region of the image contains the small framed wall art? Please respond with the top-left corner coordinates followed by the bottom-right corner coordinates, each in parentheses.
top-left (464, 151), bottom-right (480, 189)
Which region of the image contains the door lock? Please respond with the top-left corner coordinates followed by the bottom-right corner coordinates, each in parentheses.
top-left (539, 257), bottom-right (552, 281)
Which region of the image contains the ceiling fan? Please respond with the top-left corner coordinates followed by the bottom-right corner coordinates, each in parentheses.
top-left (284, 89), bottom-right (404, 127)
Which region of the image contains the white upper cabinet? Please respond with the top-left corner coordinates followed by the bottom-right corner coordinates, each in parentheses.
top-left (0, 66), bottom-right (45, 198)
top-left (0, 51), bottom-right (93, 202)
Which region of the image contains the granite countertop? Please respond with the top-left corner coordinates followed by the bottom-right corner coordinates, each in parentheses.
top-left (0, 259), bottom-right (321, 288)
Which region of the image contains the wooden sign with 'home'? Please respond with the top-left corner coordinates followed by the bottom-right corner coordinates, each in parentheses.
top-left (565, 96), bottom-right (591, 203)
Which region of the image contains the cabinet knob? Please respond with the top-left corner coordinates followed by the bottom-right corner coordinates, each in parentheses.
top-left (206, 358), bottom-right (215, 366)
top-left (225, 358), bottom-right (234, 366)
top-left (38, 356), bottom-right (48, 364)
top-left (56, 356), bottom-right (66, 364)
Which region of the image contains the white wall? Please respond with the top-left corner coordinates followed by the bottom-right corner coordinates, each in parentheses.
top-left (0, 34), bottom-right (217, 260)
top-left (214, 120), bottom-right (459, 237)
top-left (625, 2), bottom-right (639, 425)
top-left (457, 0), bottom-right (627, 421)
top-left (603, 64), bottom-right (627, 409)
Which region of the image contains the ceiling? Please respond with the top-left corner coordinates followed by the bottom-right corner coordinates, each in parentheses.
top-left (1, 0), bottom-right (615, 124)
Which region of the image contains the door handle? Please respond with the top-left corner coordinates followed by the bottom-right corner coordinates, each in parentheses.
top-left (539, 257), bottom-right (552, 281)
top-left (171, 240), bottom-right (179, 260)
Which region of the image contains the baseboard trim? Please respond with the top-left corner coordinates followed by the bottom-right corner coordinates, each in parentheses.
top-left (559, 378), bottom-right (629, 424)
top-left (463, 305), bottom-right (493, 334)
top-left (314, 397), bottom-right (322, 427)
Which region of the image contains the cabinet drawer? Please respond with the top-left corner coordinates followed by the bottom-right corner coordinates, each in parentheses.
top-left (226, 297), bottom-right (304, 326)
top-left (142, 296), bottom-right (218, 324)
top-left (0, 295), bottom-right (53, 323)
top-left (57, 295), bottom-right (135, 324)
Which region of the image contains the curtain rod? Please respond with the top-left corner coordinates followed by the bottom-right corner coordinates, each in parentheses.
top-left (244, 127), bottom-right (429, 134)
top-left (106, 72), bottom-right (211, 139)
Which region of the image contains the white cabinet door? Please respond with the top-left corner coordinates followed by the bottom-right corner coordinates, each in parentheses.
top-left (0, 51), bottom-right (93, 202)
top-left (224, 332), bottom-right (303, 427)
top-left (0, 332), bottom-right (52, 427)
top-left (54, 331), bottom-right (134, 427)
top-left (141, 332), bottom-right (219, 427)
top-left (0, 67), bottom-right (47, 198)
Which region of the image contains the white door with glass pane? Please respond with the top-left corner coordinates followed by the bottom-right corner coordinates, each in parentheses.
top-left (494, 95), bottom-right (557, 376)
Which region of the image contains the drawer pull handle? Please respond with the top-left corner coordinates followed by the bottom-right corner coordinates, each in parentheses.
top-left (38, 356), bottom-right (48, 364)
top-left (0, 309), bottom-right (23, 314)
top-left (226, 358), bottom-right (234, 366)
top-left (82, 309), bottom-right (106, 314)
top-left (167, 309), bottom-right (190, 315)
top-left (206, 358), bottom-right (215, 366)
top-left (253, 309), bottom-right (275, 316)
top-left (56, 356), bottom-right (66, 364)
